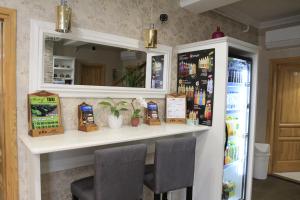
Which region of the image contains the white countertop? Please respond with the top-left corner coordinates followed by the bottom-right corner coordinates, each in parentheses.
top-left (19, 123), bottom-right (210, 154)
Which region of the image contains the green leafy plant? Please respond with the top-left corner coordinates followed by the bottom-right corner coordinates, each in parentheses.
top-left (99, 98), bottom-right (128, 118)
top-left (132, 107), bottom-right (142, 118)
top-left (125, 70), bottom-right (143, 87)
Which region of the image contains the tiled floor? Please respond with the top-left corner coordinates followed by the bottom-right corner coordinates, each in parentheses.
top-left (252, 176), bottom-right (300, 200)
top-left (274, 172), bottom-right (300, 183)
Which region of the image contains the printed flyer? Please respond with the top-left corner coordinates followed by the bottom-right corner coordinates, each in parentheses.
top-left (29, 95), bottom-right (60, 129)
top-left (151, 55), bottom-right (164, 89)
top-left (177, 49), bottom-right (215, 126)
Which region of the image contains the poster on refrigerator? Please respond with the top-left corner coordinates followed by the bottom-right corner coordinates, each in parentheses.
top-left (177, 49), bottom-right (215, 126)
top-left (151, 55), bottom-right (164, 89)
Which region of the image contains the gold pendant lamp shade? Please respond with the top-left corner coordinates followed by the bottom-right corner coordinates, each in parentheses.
top-left (144, 24), bottom-right (157, 48)
top-left (55, 0), bottom-right (72, 33)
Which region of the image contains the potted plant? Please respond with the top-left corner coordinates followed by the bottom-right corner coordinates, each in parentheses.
top-left (130, 97), bottom-right (147, 127)
top-left (99, 98), bottom-right (128, 129)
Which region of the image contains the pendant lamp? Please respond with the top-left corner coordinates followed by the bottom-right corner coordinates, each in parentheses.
top-left (144, 0), bottom-right (157, 48)
top-left (144, 24), bottom-right (157, 48)
top-left (55, 0), bottom-right (72, 33)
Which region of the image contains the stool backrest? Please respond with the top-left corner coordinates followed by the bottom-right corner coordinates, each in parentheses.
top-left (154, 136), bottom-right (196, 193)
top-left (94, 144), bottom-right (147, 200)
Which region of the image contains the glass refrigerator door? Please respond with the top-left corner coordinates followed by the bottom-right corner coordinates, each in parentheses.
top-left (222, 57), bottom-right (251, 200)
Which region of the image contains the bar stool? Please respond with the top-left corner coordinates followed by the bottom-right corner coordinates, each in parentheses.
top-left (71, 144), bottom-right (147, 200)
top-left (144, 136), bottom-right (196, 200)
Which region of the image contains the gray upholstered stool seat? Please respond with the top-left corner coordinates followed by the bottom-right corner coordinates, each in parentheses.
top-left (144, 137), bottom-right (197, 200)
top-left (71, 176), bottom-right (94, 200)
top-left (71, 144), bottom-right (147, 200)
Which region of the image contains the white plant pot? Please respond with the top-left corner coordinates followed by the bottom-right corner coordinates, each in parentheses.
top-left (108, 114), bottom-right (123, 129)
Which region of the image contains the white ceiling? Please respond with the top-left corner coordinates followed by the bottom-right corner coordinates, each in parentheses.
top-left (215, 0), bottom-right (300, 29)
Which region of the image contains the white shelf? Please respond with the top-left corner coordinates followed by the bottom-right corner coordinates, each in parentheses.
top-left (53, 67), bottom-right (73, 70)
top-left (19, 123), bottom-right (210, 154)
top-left (53, 78), bottom-right (73, 80)
top-left (53, 55), bottom-right (75, 85)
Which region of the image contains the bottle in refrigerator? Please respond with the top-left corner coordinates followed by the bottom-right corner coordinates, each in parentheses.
top-left (222, 181), bottom-right (236, 200)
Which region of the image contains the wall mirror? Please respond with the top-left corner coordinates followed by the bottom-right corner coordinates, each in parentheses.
top-left (44, 35), bottom-right (148, 88)
top-left (29, 20), bottom-right (172, 98)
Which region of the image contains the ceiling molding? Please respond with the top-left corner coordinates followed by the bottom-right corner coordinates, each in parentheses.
top-left (215, 7), bottom-right (300, 30)
top-left (214, 8), bottom-right (260, 28)
top-left (180, 0), bottom-right (241, 14)
top-left (259, 14), bottom-right (300, 29)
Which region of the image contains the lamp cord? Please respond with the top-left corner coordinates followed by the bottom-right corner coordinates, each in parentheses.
top-left (150, 0), bottom-right (153, 24)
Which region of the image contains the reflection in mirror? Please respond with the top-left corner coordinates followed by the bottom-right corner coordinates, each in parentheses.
top-left (43, 35), bottom-right (147, 88)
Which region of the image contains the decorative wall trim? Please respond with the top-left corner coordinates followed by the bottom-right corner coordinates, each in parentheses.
top-left (29, 20), bottom-right (172, 98)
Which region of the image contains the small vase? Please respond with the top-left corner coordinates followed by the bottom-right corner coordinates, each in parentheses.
top-left (212, 26), bottom-right (225, 39)
top-left (131, 118), bottom-right (140, 127)
top-left (108, 114), bottom-right (123, 129)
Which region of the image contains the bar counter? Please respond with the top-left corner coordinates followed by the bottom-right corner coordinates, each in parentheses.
top-left (19, 123), bottom-right (210, 200)
top-left (20, 123), bottom-right (210, 154)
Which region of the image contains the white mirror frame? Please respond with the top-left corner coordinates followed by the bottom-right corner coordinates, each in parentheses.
top-left (29, 20), bottom-right (172, 98)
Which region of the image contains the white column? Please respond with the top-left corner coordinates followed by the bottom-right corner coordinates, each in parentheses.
top-left (27, 149), bottom-right (41, 200)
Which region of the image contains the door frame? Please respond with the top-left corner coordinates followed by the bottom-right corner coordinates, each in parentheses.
top-left (0, 7), bottom-right (18, 200)
top-left (266, 56), bottom-right (300, 174)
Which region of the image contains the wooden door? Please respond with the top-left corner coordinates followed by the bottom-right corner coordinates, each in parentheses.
top-left (80, 64), bottom-right (105, 86)
top-left (0, 18), bottom-right (4, 200)
top-left (0, 7), bottom-right (18, 200)
top-left (268, 57), bottom-right (300, 172)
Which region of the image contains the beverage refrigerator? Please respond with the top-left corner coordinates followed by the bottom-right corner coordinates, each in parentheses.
top-left (222, 56), bottom-right (252, 200)
top-left (176, 37), bottom-right (258, 200)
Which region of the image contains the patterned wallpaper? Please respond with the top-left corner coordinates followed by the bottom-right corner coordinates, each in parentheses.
top-left (0, 0), bottom-right (258, 199)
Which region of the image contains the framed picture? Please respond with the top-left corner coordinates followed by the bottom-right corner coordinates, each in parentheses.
top-left (166, 93), bottom-right (186, 124)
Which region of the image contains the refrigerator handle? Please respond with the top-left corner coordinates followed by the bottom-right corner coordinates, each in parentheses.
top-left (224, 124), bottom-right (229, 166)
top-left (224, 124), bottom-right (228, 151)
